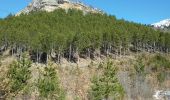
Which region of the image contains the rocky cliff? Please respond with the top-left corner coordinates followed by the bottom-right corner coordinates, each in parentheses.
top-left (17, 0), bottom-right (102, 15)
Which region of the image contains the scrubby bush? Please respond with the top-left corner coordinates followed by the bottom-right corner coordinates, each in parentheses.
top-left (157, 72), bottom-right (166, 83)
top-left (134, 57), bottom-right (145, 75)
top-left (150, 54), bottom-right (170, 71)
top-left (37, 66), bottom-right (65, 100)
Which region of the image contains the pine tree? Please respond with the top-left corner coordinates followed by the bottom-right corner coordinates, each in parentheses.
top-left (89, 59), bottom-right (124, 100)
top-left (0, 9), bottom-right (170, 63)
top-left (7, 55), bottom-right (31, 93)
top-left (37, 66), bottom-right (65, 99)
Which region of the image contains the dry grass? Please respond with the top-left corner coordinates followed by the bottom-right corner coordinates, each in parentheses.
top-left (0, 53), bottom-right (170, 100)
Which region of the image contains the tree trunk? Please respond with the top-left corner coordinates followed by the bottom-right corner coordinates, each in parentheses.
top-left (153, 42), bottom-right (156, 52)
top-left (76, 48), bottom-right (80, 64)
top-left (58, 51), bottom-right (60, 63)
top-left (87, 48), bottom-right (90, 58)
top-left (99, 48), bottom-right (101, 63)
top-left (18, 46), bottom-right (22, 61)
top-left (106, 48), bottom-right (109, 57)
top-left (123, 48), bottom-right (126, 56)
top-left (36, 49), bottom-right (39, 63)
top-left (77, 53), bottom-right (80, 64)
top-left (11, 47), bottom-right (14, 56)
top-left (119, 45), bottom-right (121, 57)
top-left (105, 95), bottom-right (109, 100)
top-left (69, 44), bottom-right (72, 62)
top-left (166, 48), bottom-right (169, 53)
top-left (46, 53), bottom-right (48, 64)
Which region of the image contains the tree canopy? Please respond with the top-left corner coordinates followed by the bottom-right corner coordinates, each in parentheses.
top-left (0, 9), bottom-right (170, 62)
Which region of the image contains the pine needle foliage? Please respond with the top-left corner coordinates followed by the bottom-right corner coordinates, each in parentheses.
top-left (89, 59), bottom-right (125, 100)
top-left (7, 56), bottom-right (31, 93)
top-left (37, 66), bottom-right (65, 100)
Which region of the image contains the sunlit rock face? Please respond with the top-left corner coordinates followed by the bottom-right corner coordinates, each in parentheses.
top-left (16, 0), bottom-right (102, 15)
top-left (152, 19), bottom-right (170, 29)
top-left (17, 0), bottom-right (60, 15)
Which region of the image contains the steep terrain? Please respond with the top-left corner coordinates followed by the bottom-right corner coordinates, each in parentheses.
top-left (17, 0), bottom-right (102, 15)
top-left (0, 1), bottom-right (170, 100)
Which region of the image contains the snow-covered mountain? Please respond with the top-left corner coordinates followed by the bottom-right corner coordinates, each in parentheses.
top-left (152, 19), bottom-right (170, 29)
top-left (16, 0), bottom-right (102, 15)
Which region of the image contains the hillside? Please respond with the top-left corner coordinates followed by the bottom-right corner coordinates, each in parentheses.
top-left (0, 52), bottom-right (170, 99)
top-left (0, 2), bottom-right (170, 100)
top-left (1, 9), bottom-right (170, 61)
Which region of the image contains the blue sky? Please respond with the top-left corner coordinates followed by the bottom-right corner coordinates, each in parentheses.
top-left (0, 0), bottom-right (170, 24)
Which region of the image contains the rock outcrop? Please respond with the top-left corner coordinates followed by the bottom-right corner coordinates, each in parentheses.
top-left (152, 19), bottom-right (170, 29)
top-left (17, 0), bottom-right (102, 15)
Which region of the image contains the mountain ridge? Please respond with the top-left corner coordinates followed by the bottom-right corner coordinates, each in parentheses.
top-left (16, 0), bottom-right (102, 15)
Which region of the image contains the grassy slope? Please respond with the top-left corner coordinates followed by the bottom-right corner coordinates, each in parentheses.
top-left (0, 52), bottom-right (170, 100)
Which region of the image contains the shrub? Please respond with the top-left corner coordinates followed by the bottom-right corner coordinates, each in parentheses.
top-left (134, 57), bottom-right (145, 75)
top-left (151, 54), bottom-right (170, 71)
top-left (157, 72), bottom-right (166, 83)
top-left (7, 56), bottom-right (31, 93)
top-left (37, 66), bottom-right (65, 100)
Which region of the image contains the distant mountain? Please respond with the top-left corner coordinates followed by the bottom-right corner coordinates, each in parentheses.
top-left (16, 0), bottom-right (102, 15)
top-left (152, 19), bottom-right (170, 29)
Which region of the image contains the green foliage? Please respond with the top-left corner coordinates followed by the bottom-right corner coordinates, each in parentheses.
top-left (89, 59), bottom-right (125, 100)
top-left (151, 54), bottom-right (170, 70)
top-left (0, 9), bottom-right (170, 62)
top-left (7, 56), bottom-right (31, 93)
top-left (37, 66), bottom-right (65, 100)
top-left (157, 72), bottom-right (166, 83)
top-left (134, 57), bottom-right (145, 75)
